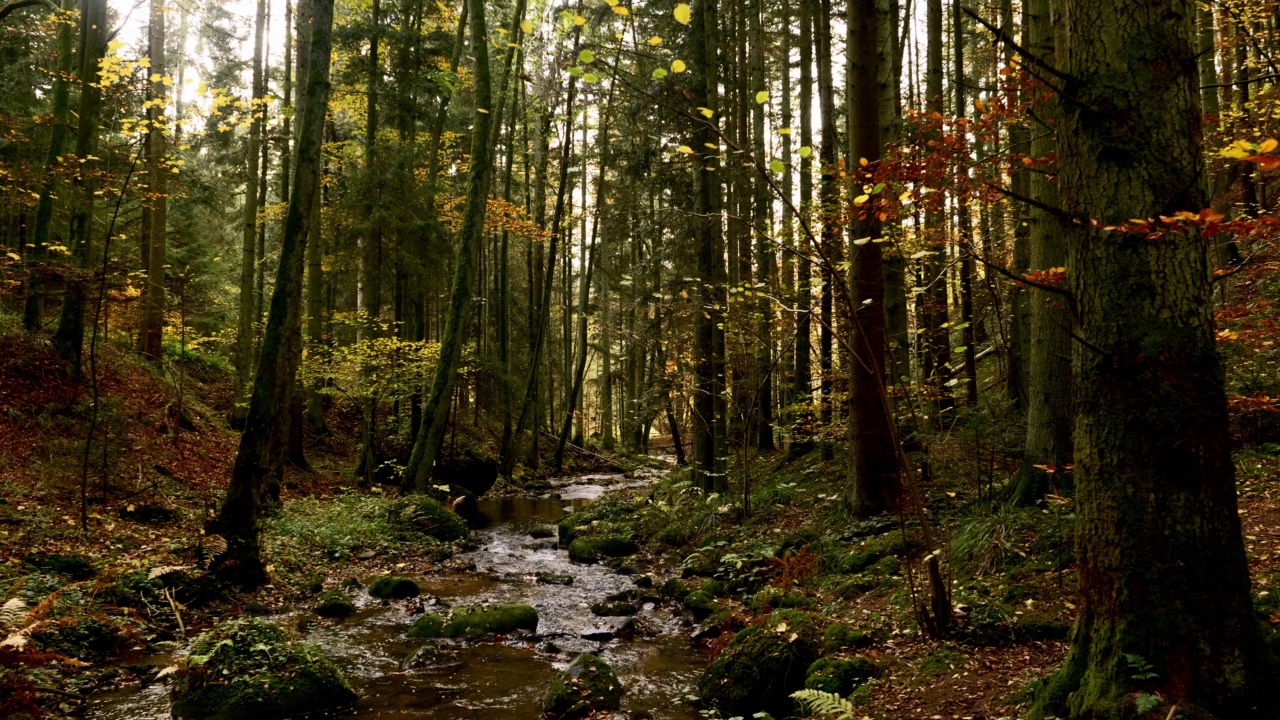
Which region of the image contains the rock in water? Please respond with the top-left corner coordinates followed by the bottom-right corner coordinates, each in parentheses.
top-left (170, 618), bottom-right (356, 720)
top-left (314, 589), bottom-right (355, 618)
top-left (697, 609), bottom-right (821, 718)
top-left (368, 575), bottom-right (421, 599)
top-left (581, 616), bottom-right (634, 641)
top-left (543, 653), bottom-right (624, 719)
top-left (407, 603), bottom-right (539, 639)
top-left (401, 643), bottom-right (463, 672)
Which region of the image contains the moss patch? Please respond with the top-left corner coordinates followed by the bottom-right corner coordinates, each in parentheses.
top-left (805, 656), bottom-right (876, 695)
top-left (407, 603), bottom-right (539, 639)
top-left (170, 618), bottom-right (357, 720)
top-left (393, 495), bottom-right (470, 542)
top-left (697, 609), bottom-right (821, 718)
top-left (543, 653), bottom-right (624, 718)
top-left (368, 575), bottom-right (421, 599)
top-left (567, 537), bottom-right (638, 564)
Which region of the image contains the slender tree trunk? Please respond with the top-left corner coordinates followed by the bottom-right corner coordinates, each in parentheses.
top-left (356, 0), bottom-right (382, 484)
top-left (816, 0), bottom-right (839, 457)
top-left (404, 0), bottom-right (494, 491)
top-left (232, 0), bottom-right (268, 424)
top-left (1004, 0), bottom-right (1030, 408)
top-left (52, 0), bottom-right (107, 375)
top-left (794, 0), bottom-right (814, 428)
top-left (750, 0), bottom-right (774, 451)
top-left (24, 0), bottom-right (75, 332)
top-left (139, 0), bottom-right (168, 361)
top-left (923, 0), bottom-right (952, 415)
top-left (691, 0), bottom-right (728, 492)
top-left (213, 0), bottom-right (333, 587)
top-left (952, 0), bottom-right (977, 405)
top-left (1036, 0), bottom-right (1267, 715)
top-left (1012, 0), bottom-right (1072, 505)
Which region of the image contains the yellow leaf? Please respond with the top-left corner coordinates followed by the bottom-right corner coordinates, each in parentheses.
top-left (755, 90), bottom-right (768, 104)
top-left (1261, 138), bottom-right (1278, 154)
top-left (520, 19), bottom-right (533, 33)
top-left (778, 127), bottom-right (791, 135)
top-left (648, 35), bottom-right (663, 46)
top-left (677, 145), bottom-right (694, 154)
top-left (698, 107), bottom-right (714, 118)
top-left (574, 14), bottom-right (587, 25)
top-left (612, 5), bottom-right (629, 15)
top-left (854, 194), bottom-right (870, 205)
top-left (671, 59), bottom-right (686, 73)
top-left (674, 3), bottom-right (691, 24)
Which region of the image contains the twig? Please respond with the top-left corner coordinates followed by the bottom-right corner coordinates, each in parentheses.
top-left (162, 586), bottom-right (185, 639)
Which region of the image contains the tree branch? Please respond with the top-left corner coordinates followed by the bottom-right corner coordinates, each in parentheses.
top-left (0, 0), bottom-right (55, 21)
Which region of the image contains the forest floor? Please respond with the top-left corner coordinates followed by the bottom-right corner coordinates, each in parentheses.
top-left (2, 313), bottom-right (1280, 719)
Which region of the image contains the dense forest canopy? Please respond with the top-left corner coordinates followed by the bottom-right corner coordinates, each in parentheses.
top-left (3, 0), bottom-right (1280, 717)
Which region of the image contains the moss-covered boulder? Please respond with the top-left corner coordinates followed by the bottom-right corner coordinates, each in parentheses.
top-left (821, 623), bottom-right (871, 655)
top-left (407, 603), bottom-right (538, 639)
top-left (368, 575), bottom-right (421, 599)
top-left (314, 590), bottom-right (355, 618)
top-left (170, 618), bottom-right (356, 720)
top-left (568, 537), bottom-right (638, 564)
top-left (682, 590), bottom-right (715, 620)
top-left (804, 656), bottom-right (876, 695)
top-left (697, 609), bottom-right (821, 718)
top-left (394, 496), bottom-right (470, 541)
top-left (543, 653), bottom-right (624, 719)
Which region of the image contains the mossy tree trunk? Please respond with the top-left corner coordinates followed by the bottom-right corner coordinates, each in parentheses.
top-left (213, 0), bottom-right (333, 587)
top-left (1039, 0), bottom-right (1269, 715)
top-left (404, 0), bottom-right (493, 492)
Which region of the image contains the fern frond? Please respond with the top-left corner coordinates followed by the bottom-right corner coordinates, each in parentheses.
top-left (790, 688), bottom-right (857, 719)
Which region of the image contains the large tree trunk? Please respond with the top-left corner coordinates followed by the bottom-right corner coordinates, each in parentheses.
top-left (404, 0), bottom-right (494, 492)
top-left (51, 0), bottom-right (107, 375)
top-left (355, 0), bottom-right (382, 485)
top-left (845, 0), bottom-right (899, 517)
top-left (750, 0), bottom-right (774, 451)
top-left (793, 0), bottom-right (814, 440)
top-left (139, 0), bottom-right (167, 361)
top-left (1035, 0), bottom-right (1268, 715)
top-left (212, 0), bottom-right (333, 587)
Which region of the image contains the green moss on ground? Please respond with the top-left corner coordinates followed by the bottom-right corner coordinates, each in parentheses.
top-left (393, 495), bottom-right (470, 541)
top-left (170, 618), bottom-right (357, 720)
top-left (407, 603), bottom-right (539, 639)
top-left (543, 653), bottom-right (624, 718)
top-left (697, 609), bottom-right (822, 718)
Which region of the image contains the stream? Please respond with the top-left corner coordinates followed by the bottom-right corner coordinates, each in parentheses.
top-left (88, 473), bottom-right (705, 719)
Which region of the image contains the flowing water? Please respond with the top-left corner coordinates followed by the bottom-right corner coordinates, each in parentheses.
top-left (88, 473), bottom-right (705, 719)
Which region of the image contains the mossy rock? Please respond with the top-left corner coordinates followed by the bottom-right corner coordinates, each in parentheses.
top-left (535, 571), bottom-right (574, 586)
top-left (407, 603), bottom-right (538, 639)
top-left (368, 575), bottom-right (420, 599)
top-left (682, 590), bottom-right (715, 621)
top-left (543, 653), bottom-right (624, 719)
top-left (1014, 615), bottom-right (1070, 641)
top-left (170, 618), bottom-right (357, 720)
top-left (840, 547), bottom-right (886, 574)
top-left (697, 609), bottom-right (821, 718)
top-left (804, 656), bottom-right (876, 695)
top-left (568, 537), bottom-right (638, 564)
top-left (558, 518), bottom-right (585, 547)
top-left (24, 553), bottom-right (95, 581)
top-left (661, 578), bottom-right (691, 603)
top-left (314, 590), bottom-right (355, 618)
top-left (750, 588), bottom-right (814, 611)
top-left (32, 617), bottom-right (120, 663)
top-left (394, 495), bottom-right (470, 541)
top-left (590, 600), bottom-right (637, 617)
top-left (401, 643), bottom-right (462, 672)
top-left (529, 525), bottom-right (556, 539)
top-left (822, 623), bottom-right (871, 655)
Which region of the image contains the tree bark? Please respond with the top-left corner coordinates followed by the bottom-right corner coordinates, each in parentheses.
top-left (1035, 0), bottom-right (1268, 715)
top-left (139, 0), bottom-right (168, 361)
top-left (404, 0), bottom-right (494, 492)
top-left (213, 0), bottom-right (333, 587)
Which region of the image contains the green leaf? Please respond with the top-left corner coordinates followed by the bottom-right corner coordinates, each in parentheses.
top-left (798, 146), bottom-right (812, 158)
top-left (755, 90), bottom-right (768, 104)
top-left (568, 66), bottom-right (584, 76)
top-left (583, 72), bottom-right (600, 83)
top-left (652, 67), bottom-right (669, 79)
top-left (579, 49), bottom-right (595, 63)
top-left (770, 159), bottom-right (785, 173)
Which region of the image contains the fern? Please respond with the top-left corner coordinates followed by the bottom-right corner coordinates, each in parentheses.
top-left (0, 598), bottom-right (28, 630)
top-left (790, 689), bottom-right (857, 719)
